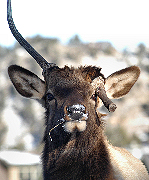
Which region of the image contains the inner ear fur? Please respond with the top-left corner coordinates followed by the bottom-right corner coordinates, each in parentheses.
top-left (105, 66), bottom-right (140, 99)
top-left (8, 65), bottom-right (46, 99)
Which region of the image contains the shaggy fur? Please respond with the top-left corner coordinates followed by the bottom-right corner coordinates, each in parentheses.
top-left (8, 65), bottom-right (149, 180)
top-left (42, 66), bottom-right (114, 179)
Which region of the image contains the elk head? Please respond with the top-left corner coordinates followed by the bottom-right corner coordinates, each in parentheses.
top-left (8, 64), bottom-right (140, 139)
top-left (7, 0), bottom-right (140, 164)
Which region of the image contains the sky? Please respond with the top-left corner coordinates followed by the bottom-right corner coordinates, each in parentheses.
top-left (1, 0), bottom-right (149, 52)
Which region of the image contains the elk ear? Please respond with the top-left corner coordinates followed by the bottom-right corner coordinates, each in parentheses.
top-left (8, 65), bottom-right (46, 99)
top-left (105, 66), bottom-right (140, 99)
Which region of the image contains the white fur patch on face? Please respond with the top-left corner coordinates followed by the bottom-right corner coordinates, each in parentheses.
top-left (63, 120), bottom-right (87, 133)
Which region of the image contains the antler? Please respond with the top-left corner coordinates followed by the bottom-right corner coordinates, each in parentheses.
top-left (92, 76), bottom-right (117, 112)
top-left (96, 87), bottom-right (117, 112)
top-left (7, 0), bottom-right (56, 70)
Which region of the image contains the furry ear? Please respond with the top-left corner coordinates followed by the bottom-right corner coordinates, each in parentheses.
top-left (8, 65), bottom-right (46, 99)
top-left (105, 66), bottom-right (140, 99)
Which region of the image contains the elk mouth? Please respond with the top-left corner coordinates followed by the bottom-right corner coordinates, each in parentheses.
top-left (63, 119), bottom-right (87, 133)
top-left (63, 104), bottom-right (88, 133)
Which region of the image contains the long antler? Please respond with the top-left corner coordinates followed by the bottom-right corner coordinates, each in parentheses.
top-left (7, 0), bottom-right (56, 70)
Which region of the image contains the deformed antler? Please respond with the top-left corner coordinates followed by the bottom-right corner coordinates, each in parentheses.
top-left (92, 76), bottom-right (117, 112)
top-left (96, 86), bottom-right (117, 112)
top-left (7, 0), bottom-right (56, 70)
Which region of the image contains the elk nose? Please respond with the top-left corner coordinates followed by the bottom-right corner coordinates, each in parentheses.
top-left (65, 104), bottom-right (87, 121)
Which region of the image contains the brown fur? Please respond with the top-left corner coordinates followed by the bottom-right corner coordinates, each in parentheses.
top-left (8, 65), bottom-right (149, 179)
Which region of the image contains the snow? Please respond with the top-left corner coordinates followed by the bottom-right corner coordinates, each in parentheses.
top-left (0, 150), bottom-right (41, 166)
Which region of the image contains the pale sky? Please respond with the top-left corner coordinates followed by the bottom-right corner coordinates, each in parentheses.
top-left (1, 0), bottom-right (149, 51)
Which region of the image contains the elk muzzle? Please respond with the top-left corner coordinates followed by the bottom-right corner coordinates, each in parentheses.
top-left (63, 104), bottom-right (88, 133)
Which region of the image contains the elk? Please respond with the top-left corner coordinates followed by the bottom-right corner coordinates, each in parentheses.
top-left (7, 0), bottom-right (149, 179)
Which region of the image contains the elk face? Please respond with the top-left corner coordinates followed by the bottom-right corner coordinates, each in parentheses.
top-left (8, 65), bottom-right (140, 147)
top-left (43, 66), bottom-right (102, 136)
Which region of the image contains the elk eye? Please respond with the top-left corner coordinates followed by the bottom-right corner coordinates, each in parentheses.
top-left (66, 107), bottom-right (72, 114)
top-left (47, 93), bottom-right (54, 101)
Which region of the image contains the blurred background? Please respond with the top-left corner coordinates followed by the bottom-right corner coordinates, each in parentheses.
top-left (0, 0), bottom-right (149, 179)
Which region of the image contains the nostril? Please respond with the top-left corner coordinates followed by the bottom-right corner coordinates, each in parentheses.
top-left (81, 107), bottom-right (86, 114)
top-left (66, 106), bottom-right (72, 114)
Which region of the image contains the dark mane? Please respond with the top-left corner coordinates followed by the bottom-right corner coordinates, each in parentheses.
top-left (43, 117), bottom-right (112, 180)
